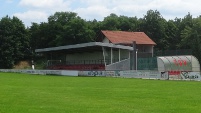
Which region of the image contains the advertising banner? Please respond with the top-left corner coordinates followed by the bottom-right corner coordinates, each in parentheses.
top-left (180, 72), bottom-right (201, 80)
top-left (120, 70), bottom-right (161, 79)
top-left (78, 71), bottom-right (120, 76)
top-left (78, 71), bottom-right (106, 76)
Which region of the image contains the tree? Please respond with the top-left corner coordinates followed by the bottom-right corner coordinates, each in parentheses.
top-left (29, 12), bottom-right (96, 48)
top-left (140, 10), bottom-right (167, 49)
top-left (180, 17), bottom-right (201, 62)
top-left (29, 22), bottom-right (51, 49)
top-left (176, 13), bottom-right (193, 49)
top-left (102, 13), bottom-right (120, 30)
top-left (64, 17), bottom-right (95, 44)
top-left (127, 17), bottom-right (139, 31)
top-left (164, 20), bottom-right (179, 49)
top-left (0, 16), bottom-right (28, 68)
top-left (87, 19), bottom-right (102, 41)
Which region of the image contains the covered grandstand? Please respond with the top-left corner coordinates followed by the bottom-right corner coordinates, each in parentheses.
top-left (35, 30), bottom-right (156, 70)
top-left (36, 42), bottom-right (133, 70)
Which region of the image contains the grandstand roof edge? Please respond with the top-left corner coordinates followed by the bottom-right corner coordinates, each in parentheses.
top-left (35, 42), bottom-right (133, 53)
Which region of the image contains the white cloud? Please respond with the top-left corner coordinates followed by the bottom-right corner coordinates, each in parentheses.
top-left (13, 0), bottom-right (201, 26)
top-left (14, 11), bottom-right (48, 26)
top-left (19, 0), bottom-right (55, 7)
top-left (72, 0), bottom-right (152, 20)
top-left (75, 6), bottom-right (111, 20)
top-left (19, 0), bottom-right (72, 13)
top-left (141, 0), bottom-right (201, 19)
top-left (16, 0), bottom-right (73, 26)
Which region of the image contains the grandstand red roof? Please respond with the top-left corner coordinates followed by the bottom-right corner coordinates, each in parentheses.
top-left (101, 30), bottom-right (156, 45)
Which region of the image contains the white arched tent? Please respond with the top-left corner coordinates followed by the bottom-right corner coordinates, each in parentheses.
top-left (157, 55), bottom-right (200, 72)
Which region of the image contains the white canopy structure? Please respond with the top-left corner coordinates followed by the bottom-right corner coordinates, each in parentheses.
top-left (157, 55), bottom-right (200, 72)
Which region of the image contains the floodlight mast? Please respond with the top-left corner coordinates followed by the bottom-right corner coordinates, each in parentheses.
top-left (132, 41), bottom-right (137, 70)
top-left (136, 49), bottom-right (138, 71)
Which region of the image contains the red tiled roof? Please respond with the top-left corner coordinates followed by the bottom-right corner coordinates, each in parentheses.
top-left (101, 30), bottom-right (156, 45)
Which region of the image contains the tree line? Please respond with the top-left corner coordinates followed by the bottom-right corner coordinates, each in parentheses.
top-left (0, 10), bottom-right (201, 68)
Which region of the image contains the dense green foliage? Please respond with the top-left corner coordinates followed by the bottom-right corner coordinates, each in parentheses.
top-left (1, 73), bottom-right (201, 113)
top-left (0, 16), bottom-right (29, 68)
top-left (1, 10), bottom-right (201, 68)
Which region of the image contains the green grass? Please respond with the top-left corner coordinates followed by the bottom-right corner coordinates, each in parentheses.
top-left (0, 73), bottom-right (201, 113)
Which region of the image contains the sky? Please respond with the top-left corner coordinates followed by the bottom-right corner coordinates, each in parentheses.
top-left (0, 0), bottom-right (201, 27)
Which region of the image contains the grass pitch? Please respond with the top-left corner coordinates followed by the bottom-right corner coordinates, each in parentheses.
top-left (0, 73), bottom-right (201, 113)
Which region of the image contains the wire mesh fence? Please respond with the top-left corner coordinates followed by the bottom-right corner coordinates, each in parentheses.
top-left (137, 57), bottom-right (158, 70)
top-left (154, 49), bottom-right (192, 56)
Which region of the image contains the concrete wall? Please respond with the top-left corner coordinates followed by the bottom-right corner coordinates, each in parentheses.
top-left (106, 58), bottom-right (130, 70)
top-left (120, 70), bottom-right (162, 79)
top-left (0, 69), bottom-right (200, 81)
top-left (78, 70), bottom-right (120, 76)
top-left (0, 69), bottom-right (79, 76)
top-left (120, 70), bottom-right (201, 80)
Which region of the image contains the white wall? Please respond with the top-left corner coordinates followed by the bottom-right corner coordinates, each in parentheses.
top-left (0, 69), bottom-right (79, 76)
top-left (102, 37), bottom-right (109, 43)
